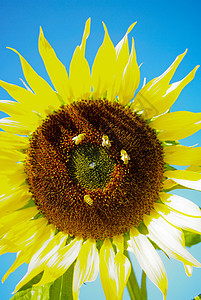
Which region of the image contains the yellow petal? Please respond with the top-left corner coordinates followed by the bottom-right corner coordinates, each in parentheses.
top-left (80, 18), bottom-right (91, 56)
top-left (164, 170), bottom-right (201, 191)
top-left (14, 114), bottom-right (41, 131)
top-left (155, 66), bottom-right (199, 116)
top-left (99, 239), bottom-right (118, 299)
top-left (0, 186), bottom-right (31, 215)
top-left (0, 132), bottom-right (28, 150)
top-left (118, 38), bottom-right (140, 106)
top-left (69, 19), bottom-right (91, 100)
top-left (0, 218), bottom-right (47, 253)
top-left (3, 220), bottom-right (52, 282)
top-left (0, 149), bottom-right (25, 162)
top-left (0, 79), bottom-right (34, 104)
top-left (0, 239), bottom-right (18, 255)
top-left (0, 166), bottom-right (26, 186)
top-left (0, 80), bottom-right (51, 116)
top-left (113, 234), bottom-right (124, 253)
top-left (160, 192), bottom-right (201, 217)
top-left (0, 162), bottom-right (24, 178)
top-left (36, 237), bottom-right (82, 286)
top-left (164, 145), bottom-right (201, 165)
top-left (155, 202), bottom-right (201, 234)
top-left (115, 22), bottom-right (136, 71)
top-left (14, 232), bottom-right (68, 292)
top-left (69, 46), bottom-right (91, 100)
top-left (0, 100), bottom-right (32, 116)
top-left (131, 50), bottom-right (188, 119)
top-left (73, 239), bottom-right (99, 300)
top-left (92, 23), bottom-right (117, 100)
top-left (7, 48), bottom-right (61, 110)
top-left (0, 172), bottom-right (26, 195)
top-left (115, 22), bottom-right (136, 102)
top-left (4, 249), bottom-right (35, 282)
top-left (100, 239), bottom-right (130, 300)
top-left (144, 210), bottom-right (201, 267)
top-left (0, 99), bottom-right (41, 133)
top-left (162, 179), bottom-right (177, 190)
top-left (114, 251), bottom-right (131, 300)
top-left (184, 264), bottom-right (193, 277)
top-left (39, 27), bottom-right (70, 103)
top-left (187, 165), bottom-right (201, 173)
top-left (0, 160), bottom-right (23, 174)
top-left (0, 207), bottom-right (38, 237)
top-left (133, 65), bottom-right (198, 119)
top-left (0, 117), bottom-right (32, 135)
top-left (129, 228), bottom-right (167, 299)
top-left (150, 111), bottom-right (201, 141)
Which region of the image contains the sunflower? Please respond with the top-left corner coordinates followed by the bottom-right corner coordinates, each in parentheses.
top-left (0, 18), bottom-right (201, 300)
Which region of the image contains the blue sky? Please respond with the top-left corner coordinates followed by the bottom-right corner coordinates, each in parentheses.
top-left (0, 0), bottom-right (201, 299)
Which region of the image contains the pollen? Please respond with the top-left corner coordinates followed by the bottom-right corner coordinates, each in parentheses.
top-left (25, 99), bottom-right (164, 240)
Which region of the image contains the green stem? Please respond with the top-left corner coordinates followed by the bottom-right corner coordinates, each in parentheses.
top-left (140, 271), bottom-right (147, 300)
top-left (124, 250), bottom-right (141, 300)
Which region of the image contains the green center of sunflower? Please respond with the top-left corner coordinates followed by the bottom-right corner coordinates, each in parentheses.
top-left (25, 99), bottom-right (164, 239)
top-left (67, 143), bottom-right (116, 190)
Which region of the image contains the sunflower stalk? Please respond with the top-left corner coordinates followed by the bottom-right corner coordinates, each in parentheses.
top-left (125, 250), bottom-right (142, 300)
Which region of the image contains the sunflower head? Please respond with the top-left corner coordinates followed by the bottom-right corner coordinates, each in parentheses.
top-left (0, 18), bottom-right (200, 300)
top-left (25, 98), bottom-right (164, 240)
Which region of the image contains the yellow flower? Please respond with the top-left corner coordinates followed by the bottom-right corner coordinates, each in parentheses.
top-left (0, 18), bottom-right (201, 300)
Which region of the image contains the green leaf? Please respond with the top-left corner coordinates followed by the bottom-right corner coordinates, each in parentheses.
top-left (56, 93), bottom-right (65, 105)
top-left (10, 262), bottom-right (75, 300)
top-left (162, 183), bottom-right (190, 193)
top-left (18, 272), bottom-right (44, 292)
top-left (137, 222), bottom-right (149, 235)
top-left (10, 283), bottom-right (51, 300)
top-left (49, 262), bottom-right (75, 299)
top-left (164, 163), bottom-right (177, 172)
top-left (147, 237), bottom-right (161, 251)
top-left (140, 271), bottom-right (147, 300)
top-left (194, 294), bottom-right (201, 300)
top-left (184, 230), bottom-right (201, 247)
top-left (18, 198), bottom-right (36, 210)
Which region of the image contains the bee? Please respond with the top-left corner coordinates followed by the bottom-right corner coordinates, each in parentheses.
top-left (84, 195), bottom-right (93, 206)
top-left (102, 135), bottom-right (111, 148)
top-left (72, 133), bottom-right (86, 145)
top-left (120, 149), bottom-right (130, 164)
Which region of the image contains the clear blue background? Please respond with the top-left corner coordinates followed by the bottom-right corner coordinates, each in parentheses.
top-left (0, 0), bottom-right (201, 299)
